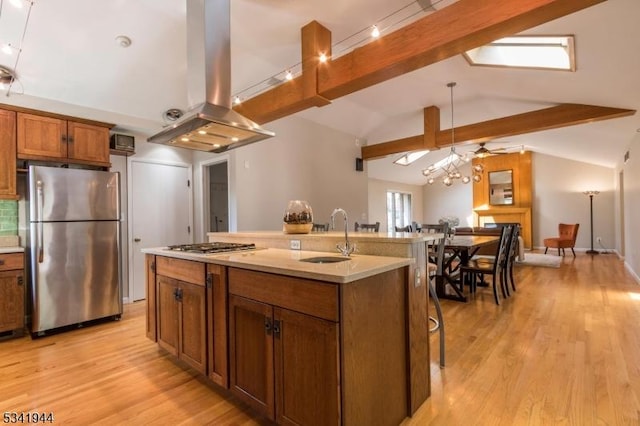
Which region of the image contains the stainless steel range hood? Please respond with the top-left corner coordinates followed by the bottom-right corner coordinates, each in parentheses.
top-left (147, 0), bottom-right (274, 152)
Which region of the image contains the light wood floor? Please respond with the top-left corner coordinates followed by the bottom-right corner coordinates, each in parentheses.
top-left (1, 252), bottom-right (639, 425)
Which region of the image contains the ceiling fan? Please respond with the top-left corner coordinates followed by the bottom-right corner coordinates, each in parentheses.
top-left (472, 142), bottom-right (508, 158)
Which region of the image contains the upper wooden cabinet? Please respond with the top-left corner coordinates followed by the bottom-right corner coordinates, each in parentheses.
top-left (17, 112), bottom-right (111, 167)
top-left (0, 109), bottom-right (17, 200)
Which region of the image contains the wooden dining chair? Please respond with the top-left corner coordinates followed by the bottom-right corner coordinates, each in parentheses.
top-left (394, 225), bottom-right (412, 232)
top-left (504, 225), bottom-right (521, 294)
top-left (425, 224), bottom-right (447, 368)
top-left (460, 225), bottom-right (513, 305)
top-left (354, 222), bottom-right (380, 232)
top-left (312, 223), bottom-right (329, 232)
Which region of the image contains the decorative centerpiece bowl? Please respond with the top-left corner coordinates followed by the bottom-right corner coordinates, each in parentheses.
top-left (283, 200), bottom-right (313, 234)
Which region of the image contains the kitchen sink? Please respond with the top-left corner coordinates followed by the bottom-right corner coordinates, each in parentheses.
top-left (299, 256), bottom-right (351, 264)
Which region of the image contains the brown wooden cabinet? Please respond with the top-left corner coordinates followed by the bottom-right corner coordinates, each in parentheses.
top-left (17, 112), bottom-right (111, 167)
top-left (145, 254), bottom-right (157, 341)
top-left (156, 257), bottom-right (207, 374)
top-left (0, 252), bottom-right (25, 337)
top-left (0, 109), bottom-right (17, 200)
top-left (206, 264), bottom-right (228, 387)
top-left (145, 253), bottom-right (411, 426)
top-left (228, 268), bottom-right (340, 425)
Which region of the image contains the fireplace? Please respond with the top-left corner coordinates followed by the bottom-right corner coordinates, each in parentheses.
top-left (473, 207), bottom-right (532, 249)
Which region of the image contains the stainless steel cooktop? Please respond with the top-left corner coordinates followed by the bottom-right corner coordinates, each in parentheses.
top-left (166, 242), bottom-right (256, 254)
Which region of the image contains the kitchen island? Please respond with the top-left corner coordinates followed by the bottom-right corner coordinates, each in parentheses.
top-left (142, 246), bottom-right (416, 425)
top-left (206, 230), bottom-right (439, 413)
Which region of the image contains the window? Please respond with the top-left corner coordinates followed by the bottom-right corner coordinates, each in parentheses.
top-left (463, 35), bottom-right (575, 72)
top-left (387, 191), bottom-right (412, 230)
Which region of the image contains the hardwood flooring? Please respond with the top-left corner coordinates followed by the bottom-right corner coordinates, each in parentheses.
top-left (1, 252), bottom-right (639, 425)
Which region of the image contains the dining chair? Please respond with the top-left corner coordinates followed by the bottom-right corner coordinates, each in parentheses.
top-left (394, 225), bottom-right (412, 232)
top-left (354, 222), bottom-right (380, 232)
top-left (460, 225), bottom-right (513, 305)
top-left (425, 224), bottom-right (447, 368)
top-left (312, 223), bottom-right (329, 232)
top-left (504, 225), bottom-right (521, 294)
top-left (421, 222), bottom-right (454, 265)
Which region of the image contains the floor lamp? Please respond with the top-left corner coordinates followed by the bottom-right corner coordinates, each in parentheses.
top-left (583, 190), bottom-right (600, 255)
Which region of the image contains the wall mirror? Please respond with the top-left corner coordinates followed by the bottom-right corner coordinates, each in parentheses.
top-left (489, 170), bottom-right (513, 205)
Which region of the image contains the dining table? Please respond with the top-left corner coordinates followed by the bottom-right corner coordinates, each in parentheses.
top-left (434, 235), bottom-right (500, 302)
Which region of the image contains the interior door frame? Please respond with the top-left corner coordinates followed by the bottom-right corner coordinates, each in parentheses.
top-left (127, 158), bottom-right (193, 304)
top-left (199, 155), bottom-right (235, 242)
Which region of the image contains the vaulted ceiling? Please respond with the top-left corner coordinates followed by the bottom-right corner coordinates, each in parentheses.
top-left (1, 0), bottom-right (638, 185)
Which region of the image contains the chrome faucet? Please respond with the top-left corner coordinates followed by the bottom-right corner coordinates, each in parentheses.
top-left (330, 208), bottom-right (356, 256)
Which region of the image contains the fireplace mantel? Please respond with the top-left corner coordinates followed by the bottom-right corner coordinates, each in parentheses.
top-left (473, 207), bottom-right (532, 249)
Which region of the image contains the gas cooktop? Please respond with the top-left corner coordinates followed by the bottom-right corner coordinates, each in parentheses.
top-left (166, 242), bottom-right (256, 254)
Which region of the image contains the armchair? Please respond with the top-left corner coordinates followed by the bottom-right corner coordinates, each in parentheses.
top-left (543, 223), bottom-right (580, 257)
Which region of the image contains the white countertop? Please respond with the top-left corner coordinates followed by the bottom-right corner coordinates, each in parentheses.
top-left (206, 230), bottom-right (442, 244)
top-left (0, 246), bottom-right (24, 254)
top-left (141, 247), bottom-right (412, 284)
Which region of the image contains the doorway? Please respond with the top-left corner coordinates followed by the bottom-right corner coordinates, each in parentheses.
top-left (130, 160), bottom-right (192, 301)
top-left (202, 160), bottom-right (230, 241)
top-left (208, 162), bottom-right (229, 233)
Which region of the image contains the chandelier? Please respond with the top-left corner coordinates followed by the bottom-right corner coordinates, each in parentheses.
top-left (422, 82), bottom-right (483, 186)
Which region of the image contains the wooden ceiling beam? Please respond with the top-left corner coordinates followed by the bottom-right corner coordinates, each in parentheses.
top-left (362, 103), bottom-right (636, 160)
top-left (362, 106), bottom-right (440, 160)
top-left (233, 21), bottom-right (331, 124)
top-left (318, 0), bottom-right (606, 100)
top-left (361, 135), bottom-right (425, 160)
top-left (234, 0), bottom-right (606, 124)
top-left (434, 104), bottom-right (636, 147)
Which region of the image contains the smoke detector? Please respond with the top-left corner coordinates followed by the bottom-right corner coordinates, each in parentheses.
top-left (115, 35), bottom-right (132, 48)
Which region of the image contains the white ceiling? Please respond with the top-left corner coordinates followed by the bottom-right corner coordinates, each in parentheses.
top-left (1, 0), bottom-right (639, 185)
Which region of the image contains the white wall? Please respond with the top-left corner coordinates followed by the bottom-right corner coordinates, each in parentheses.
top-left (192, 115), bottom-right (367, 235)
top-left (533, 153), bottom-right (615, 251)
top-left (619, 134), bottom-right (640, 280)
top-left (421, 162), bottom-right (474, 227)
top-left (368, 178), bottom-right (424, 232)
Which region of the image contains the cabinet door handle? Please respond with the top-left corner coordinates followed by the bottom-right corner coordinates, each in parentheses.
top-left (61, 135), bottom-right (67, 143)
top-left (173, 288), bottom-right (183, 301)
top-left (264, 318), bottom-right (272, 335)
top-left (68, 136), bottom-right (74, 143)
top-left (273, 320), bottom-right (281, 337)
top-left (206, 274), bottom-right (212, 289)
top-left (0, 259), bottom-right (4, 265)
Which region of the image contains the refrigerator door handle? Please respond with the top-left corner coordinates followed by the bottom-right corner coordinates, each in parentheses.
top-left (37, 180), bottom-right (44, 263)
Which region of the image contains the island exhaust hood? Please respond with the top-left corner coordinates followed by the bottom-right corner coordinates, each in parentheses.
top-left (147, 0), bottom-right (274, 152)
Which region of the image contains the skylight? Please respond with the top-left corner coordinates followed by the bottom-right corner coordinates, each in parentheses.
top-left (464, 35), bottom-right (575, 71)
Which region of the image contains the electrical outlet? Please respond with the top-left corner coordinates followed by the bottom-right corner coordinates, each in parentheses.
top-left (597, 236), bottom-right (602, 243)
top-left (290, 239), bottom-right (301, 250)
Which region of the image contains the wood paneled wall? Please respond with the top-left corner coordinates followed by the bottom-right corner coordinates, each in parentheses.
top-left (472, 151), bottom-right (533, 248)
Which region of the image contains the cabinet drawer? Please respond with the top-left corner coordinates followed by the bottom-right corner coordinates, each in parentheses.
top-left (0, 253), bottom-right (24, 271)
top-left (156, 256), bottom-right (205, 286)
top-left (229, 268), bottom-right (338, 322)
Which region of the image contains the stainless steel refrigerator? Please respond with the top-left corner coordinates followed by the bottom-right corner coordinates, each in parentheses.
top-left (27, 166), bottom-right (122, 335)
